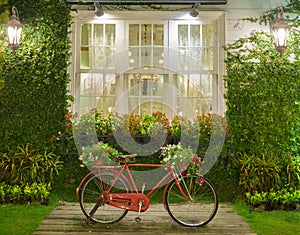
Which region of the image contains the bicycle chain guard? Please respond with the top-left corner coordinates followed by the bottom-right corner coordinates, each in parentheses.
top-left (98, 192), bottom-right (150, 212)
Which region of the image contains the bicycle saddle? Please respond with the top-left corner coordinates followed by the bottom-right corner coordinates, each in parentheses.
top-left (119, 154), bottom-right (137, 163)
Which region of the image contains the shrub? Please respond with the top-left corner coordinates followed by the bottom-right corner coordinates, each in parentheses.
top-left (0, 181), bottom-right (51, 204)
top-left (0, 144), bottom-right (62, 185)
top-left (233, 152), bottom-right (300, 195)
top-left (246, 189), bottom-right (300, 211)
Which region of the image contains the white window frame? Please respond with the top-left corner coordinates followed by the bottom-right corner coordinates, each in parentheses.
top-left (69, 11), bottom-right (226, 117)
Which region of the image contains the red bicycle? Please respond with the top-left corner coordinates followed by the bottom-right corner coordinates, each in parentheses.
top-left (76, 154), bottom-right (218, 227)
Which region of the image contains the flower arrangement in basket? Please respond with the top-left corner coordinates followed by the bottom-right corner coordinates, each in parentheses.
top-left (79, 142), bottom-right (120, 167)
top-left (160, 143), bottom-right (203, 183)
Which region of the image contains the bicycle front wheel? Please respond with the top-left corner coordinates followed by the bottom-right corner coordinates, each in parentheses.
top-left (165, 175), bottom-right (218, 227)
top-left (79, 171), bottom-right (129, 224)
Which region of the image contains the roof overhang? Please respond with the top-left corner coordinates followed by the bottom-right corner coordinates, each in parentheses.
top-left (67, 0), bottom-right (228, 5)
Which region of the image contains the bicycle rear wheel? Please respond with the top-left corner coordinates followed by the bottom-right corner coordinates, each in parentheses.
top-left (79, 171), bottom-right (129, 224)
top-left (165, 175), bottom-right (218, 227)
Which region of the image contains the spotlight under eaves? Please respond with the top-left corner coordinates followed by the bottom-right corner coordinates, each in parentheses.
top-left (190, 2), bottom-right (201, 17)
top-left (94, 2), bottom-right (104, 17)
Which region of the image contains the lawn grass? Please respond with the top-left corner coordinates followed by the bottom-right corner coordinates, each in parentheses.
top-left (234, 201), bottom-right (300, 235)
top-left (0, 195), bottom-right (59, 235)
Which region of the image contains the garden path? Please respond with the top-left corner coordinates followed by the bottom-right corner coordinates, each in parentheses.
top-left (32, 202), bottom-right (256, 235)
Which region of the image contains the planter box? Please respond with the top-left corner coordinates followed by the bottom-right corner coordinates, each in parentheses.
top-left (61, 133), bottom-right (225, 156)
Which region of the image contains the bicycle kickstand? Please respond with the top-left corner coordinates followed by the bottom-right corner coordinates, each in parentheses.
top-left (135, 200), bottom-right (144, 223)
top-left (135, 183), bottom-right (146, 223)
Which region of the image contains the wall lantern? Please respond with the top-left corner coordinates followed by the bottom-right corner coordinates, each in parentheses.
top-left (269, 7), bottom-right (290, 56)
top-left (6, 6), bottom-right (23, 51)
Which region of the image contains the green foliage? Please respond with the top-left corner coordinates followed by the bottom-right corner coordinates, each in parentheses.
top-left (72, 111), bottom-right (226, 138)
top-left (0, 144), bottom-right (63, 185)
top-left (0, 181), bottom-right (51, 204)
top-left (289, 113), bottom-right (300, 157)
top-left (0, 0), bottom-right (72, 152)
top-left (234, 153), bottom-right (299, 193)
top-left (224, 31), bottom-right (300, 157)
top-left (224, 0), bottom-right (300, 201)
top-left (246, 189), bottom-right (300, 211)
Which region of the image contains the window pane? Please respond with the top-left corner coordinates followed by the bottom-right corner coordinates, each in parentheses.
top-left (105, 24), bottom-right (115, 46)
top-left (153, 24), bottom-right (164, 46)
top-left (189, 75), bottom-right (200, 97)
top-left (94, 24), bottom-right (103, 46)
top-left (177, 97), bottom-right (189, 115)
top-left (201, 74), bottom-right (212, 97)
top-left (81, 24), bottom-right (91, 69)
top-left (94, 47), bottom-right (104, 68)
top-left (176, 75), bottom-right (188, 96)
top-left (140, 76), bottom-right (151, 96)
top-left (154, 75), bottom-right (164, 96)
top-left (92, 74), bottom-right (103, 96)
top-left (80, 96), bottom-right (97, 114)
top-left (140, 98), bottom-right (152, 114)
top-left (189, 48), bottom-right (201, 69)
top-left (141, 47), bottom-right (151, 66)
top-left (202, 48), bottom-right (213, 70)
top-left (202, 24), bottom-right (213, 46)
top-left (129, 24), bottom-right (139, 46)
top-left (199, 97), bottom-right (212, 113)
top-left (152, 99), bottom-right (164, 113)
top-left (128, 48), bottom-right (139, 68)
top-left (178, 25), bottom-right (188, 47)
top-left (178, 47), bottom-right (188, 70)
top-left (105, 47), bottom-right (116, 69)
top-left (190, 25), bottom-right (200, 47)
top-left (141, 24), bottom-right (151, 46)
top-left (80, 74), bottom-right (92, 96)
top-left (80, 47), bottom-right (90, 69)
top-left (153, 48), bottom-right (164, 67)
top-left (103, 97), bottom-right (115, 114)
top-left (129, 97), bottom-right (139, 114)
top-left (128, 74), bottom-right (138, 96)
top-left (81, 24), bottom-right (90, 45)
top-left (104, 74), bottom-right (115, 96)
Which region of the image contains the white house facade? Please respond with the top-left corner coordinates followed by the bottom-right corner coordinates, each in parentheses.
top-left (67, 0), bottom-right (285, 119)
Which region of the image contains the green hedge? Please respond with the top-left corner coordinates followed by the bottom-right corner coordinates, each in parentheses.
top-left (224, 4), bottom-right (300, 197)
top-left (0, 0), bottom-right (72, 153)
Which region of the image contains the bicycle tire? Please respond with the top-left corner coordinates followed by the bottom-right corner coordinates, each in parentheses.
top-left (79, 170), bottom-right (129, 224)
top-left (165, 175), bottom-right (218, 227)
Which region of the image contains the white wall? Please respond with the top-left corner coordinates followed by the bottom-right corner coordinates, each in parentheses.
top-left (200, 0), bottom-right (287, 44)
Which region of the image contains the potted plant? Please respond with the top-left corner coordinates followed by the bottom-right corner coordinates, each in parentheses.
top-left (160, 143), bottom-right (203, 178)
top-left (79, 142), bottom-right (120, 167)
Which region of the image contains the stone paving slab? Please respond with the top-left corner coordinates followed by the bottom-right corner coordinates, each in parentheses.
top-left (32, 202), bottom-right (257, 235)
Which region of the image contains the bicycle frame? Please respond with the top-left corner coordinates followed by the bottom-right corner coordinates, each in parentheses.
top-left (76, 163), bottom-right (192, 212)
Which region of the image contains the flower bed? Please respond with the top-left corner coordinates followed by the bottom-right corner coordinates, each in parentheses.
top-left (61, 111), bottom-right (227, 157)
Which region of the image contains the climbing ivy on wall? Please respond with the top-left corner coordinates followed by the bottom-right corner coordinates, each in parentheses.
top-left (224, 1), bottom-right (300, 157)
top-left (224, 2), bottom-right (300, 194)
top-left (0, 0), bottom-right (72, 152)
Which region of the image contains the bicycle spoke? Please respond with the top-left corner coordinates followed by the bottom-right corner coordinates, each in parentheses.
top-left (79, 171), bottom-right (129, 224)
top-left (165, 175), bottom-right (218, 227)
